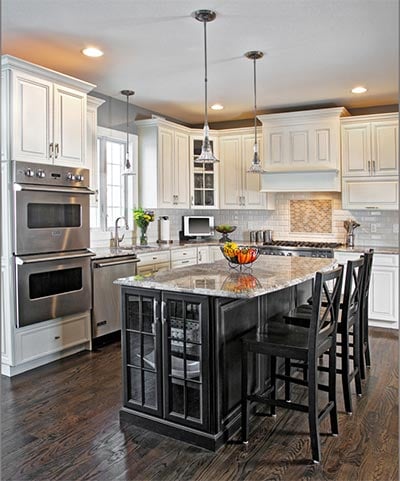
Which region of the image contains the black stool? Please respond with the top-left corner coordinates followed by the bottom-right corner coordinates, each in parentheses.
top-left (241, 266), bottom-right (343, 463)
top-left (284, 258), bottom-right (365, 414)
top-left (359, 250), bottom-right (374, 379)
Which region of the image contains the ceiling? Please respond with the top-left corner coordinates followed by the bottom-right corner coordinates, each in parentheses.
top-left (2, 0), bottom-right (399, 125)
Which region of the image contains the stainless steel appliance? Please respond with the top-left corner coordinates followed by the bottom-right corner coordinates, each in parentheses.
top-left (92, 255), bottom-right (139, 339)
top-left (15, 250), bottom-right (93, 327)
top-left (260, 240), bottom-right (342, 258)
top-left (13, 161), bottom-right (94, 327)
top-left (13, 161), bottom-right (92, 255)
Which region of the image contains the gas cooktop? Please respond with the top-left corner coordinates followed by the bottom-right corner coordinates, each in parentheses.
top-left (263, 240), bottom-right (343, 249)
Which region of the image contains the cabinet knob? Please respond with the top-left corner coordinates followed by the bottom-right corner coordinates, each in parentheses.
top-left (54, 335), bottom-right (61, 340)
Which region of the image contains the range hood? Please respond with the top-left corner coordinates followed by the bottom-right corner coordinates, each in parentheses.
top-left (259, 169), bottom-right (341, 192)
top-left (258, 107), bottom-right (349, 192)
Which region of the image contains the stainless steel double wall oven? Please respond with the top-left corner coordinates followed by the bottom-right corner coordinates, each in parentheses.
top-left (13, 161), bottom-right (94, 327)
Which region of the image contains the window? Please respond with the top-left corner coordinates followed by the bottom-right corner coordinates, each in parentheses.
top-left (94, 127), bottom-right (138, 230)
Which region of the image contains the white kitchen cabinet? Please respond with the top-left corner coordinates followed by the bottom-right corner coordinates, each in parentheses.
top-left (190, 133), bottom-right (219, 208)
top-left (209, 245), bottom-right (225, 263)
top-left (2, 56), bottom-right (94, 167)
top-left (342, 177), bottom-right (399, 210)
top-left (136, 250), bottom-right (171, 275)
top-left (341, 113), bottom-right (398, 210)
top-left (86, 96), bottom-right (105, 198)
top-left (197, 246), bottom-right (210, 264)
top-left (137, 119), bottom-right (190, 209)
top-left (170, 247), bottom-right (197, 269)
top-left (334, 251), bottom-right (399, 329)
top-left (341, 114), bottom-right (398, 177)
top-left (219, 129), bottom-right (274, 210)
top-left (258, 107), bottom-right (349, 192)
top-left (14, 312), bottom-right (91, 365)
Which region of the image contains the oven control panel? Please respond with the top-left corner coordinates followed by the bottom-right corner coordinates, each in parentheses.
top-left (14, 161), bottom-right (90, 188)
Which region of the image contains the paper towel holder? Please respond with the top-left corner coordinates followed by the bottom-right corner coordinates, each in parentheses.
top-left (157, 216), bottom-right (173, 244)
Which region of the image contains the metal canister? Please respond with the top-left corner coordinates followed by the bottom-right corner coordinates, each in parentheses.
top-left (249, 231), bottom-right (257, 243)
top-left (263, 229), bottom-right (273, 243)
top-left (256, 230), bottom-right (264, 243)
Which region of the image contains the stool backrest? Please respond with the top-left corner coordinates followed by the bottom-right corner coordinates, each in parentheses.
top-left (342, 257), bottom-right (365, 326)
top-left (308, 266), bottom-right (343, 350)
top-left (361, 249), bottom-right (374, 303)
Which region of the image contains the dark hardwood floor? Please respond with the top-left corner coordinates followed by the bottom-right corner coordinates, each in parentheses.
top-left (1, 327), bottom-right (398, 481)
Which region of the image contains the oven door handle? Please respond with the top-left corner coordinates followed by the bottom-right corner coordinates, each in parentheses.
top-left (14, 184), bottom-right (94, 195)
top-left (16, 251), bottom-right (96, 264)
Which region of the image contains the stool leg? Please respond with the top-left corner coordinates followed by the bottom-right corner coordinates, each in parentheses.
top-left (270, 355), bottom-right (277, 416)
top-left (308, 362), bottom-right (321, 463)
top-left (364, 307), bottom-right (371, 368)
top-left (328, 344), bottom-right (339, 436)
top-left (241, 347), bottom-right (249, 443)
top-left (353, 320), bottom-right (362, 397)
top-left (341, 329), bottom-right (353, 414)
top-left (359, 306), bottom-right (367, 379)
top-left (284, 358), bottom-right (291, 401)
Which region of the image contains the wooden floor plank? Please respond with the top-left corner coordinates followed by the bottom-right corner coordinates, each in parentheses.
top-left (1, 327), bottom-right (398, 481)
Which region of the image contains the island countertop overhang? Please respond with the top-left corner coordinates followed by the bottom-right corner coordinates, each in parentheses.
top-left (114, 256), bottom-right (336, 299)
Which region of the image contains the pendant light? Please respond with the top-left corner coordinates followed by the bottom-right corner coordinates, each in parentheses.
top-left (194, 9), bottom-right (219, 163)
top-left (245, 51), bottom-right (265, 173)
top-left (121, 89), bottom-right (135, 175)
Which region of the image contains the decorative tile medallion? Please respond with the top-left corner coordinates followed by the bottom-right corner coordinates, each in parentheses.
top-left (290, 200), bottom-right (332, 233)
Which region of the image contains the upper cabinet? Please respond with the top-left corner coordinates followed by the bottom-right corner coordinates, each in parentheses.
top-left (341, 113), bottom-right (399, 210)
top-left (341, 113), bottom-right (398, 177)
top-left (219, 128), bottom-right (274, 210)
top-left (1, 55), bottom-right (95, 166)
top-left (190, 133), bottom-right (219, 209)
top-left (137, 119), bottom-right (190, 209)
top-left (258, 107), bottom-right (350, 192)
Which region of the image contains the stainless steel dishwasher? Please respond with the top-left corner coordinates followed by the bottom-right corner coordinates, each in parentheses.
top-left (92, 255), bottom-right (139, 341)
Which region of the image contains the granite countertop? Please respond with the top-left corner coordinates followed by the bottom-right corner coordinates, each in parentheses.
top-left (114, 255), bottom-right (335, 299)
top-left (90, 241), bottom-right (229, 259)
top-left (334, 246), bottom-right (399, 255)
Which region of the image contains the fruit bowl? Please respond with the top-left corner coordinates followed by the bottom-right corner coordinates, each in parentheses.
top-left (215, 225), bottom-right (237, 243)
top-left (220, 245), bottom-right (259, 269)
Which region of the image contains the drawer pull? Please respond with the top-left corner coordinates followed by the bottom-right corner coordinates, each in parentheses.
top-left (54, 336), bottom-right (61, 340)
top-left (365, 206), bottom-right (379, 209)
top-left (182, 260), bottom-right (190, 264)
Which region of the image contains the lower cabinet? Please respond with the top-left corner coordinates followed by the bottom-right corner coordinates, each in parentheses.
top-left (170, 247), bottom-right (197, 269)
top-left (334, 251), bottom-right (399, 328)
top-left (136, 251), bottom-right (171, 275)
top-left (122, 288), bottom-right (210, 431)
top-left (209, 245), bottom-right (225, 262)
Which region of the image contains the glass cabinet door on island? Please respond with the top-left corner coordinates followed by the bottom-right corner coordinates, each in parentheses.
top-left (122, 288), bottom-right (210, 431)
top-left (123, 290), bottom-right (163, 417)
top-left (162, 294), bottom-right (209, 430)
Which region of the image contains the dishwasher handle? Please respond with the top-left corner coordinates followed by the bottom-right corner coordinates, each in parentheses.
top-left (92, 258), bottom-right (140, 268)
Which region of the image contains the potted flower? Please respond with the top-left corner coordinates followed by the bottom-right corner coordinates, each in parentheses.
top-left (133, 208), bottom-right (155, 246)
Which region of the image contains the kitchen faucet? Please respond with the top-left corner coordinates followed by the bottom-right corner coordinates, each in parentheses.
top-left (114, 216), bottom-right (129, 248)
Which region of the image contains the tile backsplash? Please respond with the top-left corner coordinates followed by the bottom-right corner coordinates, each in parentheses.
top-left (91, 192), bottom-right (399, 248)
top-left (290, 200), bottom-right (332, 233)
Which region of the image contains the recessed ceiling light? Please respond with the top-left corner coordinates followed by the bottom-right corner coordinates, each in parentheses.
top-left (211, 104), bottom-right (224, 111)
top-left (81, 47), bottom-right (104, 58)
top-left (351, 86), bottom-right (367, 94)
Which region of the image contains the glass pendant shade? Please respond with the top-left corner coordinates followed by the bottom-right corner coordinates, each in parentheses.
top-left (194, 10), bottom-right (219, 163)
top-left (121, 89), bottom-right (135, 175)
top-left (245, 51), bottom-right (265, 173)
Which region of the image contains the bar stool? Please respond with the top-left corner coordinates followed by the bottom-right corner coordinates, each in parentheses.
top-left (359, 249), bottom-right (374, 379)
top-left (284, 258), bottom-right (365, 414)
top-left (241, 266), bottom-right (343, 463)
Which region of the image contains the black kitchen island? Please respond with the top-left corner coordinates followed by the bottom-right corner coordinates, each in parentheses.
top-left (115, 255), bottom-right (335, 450)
